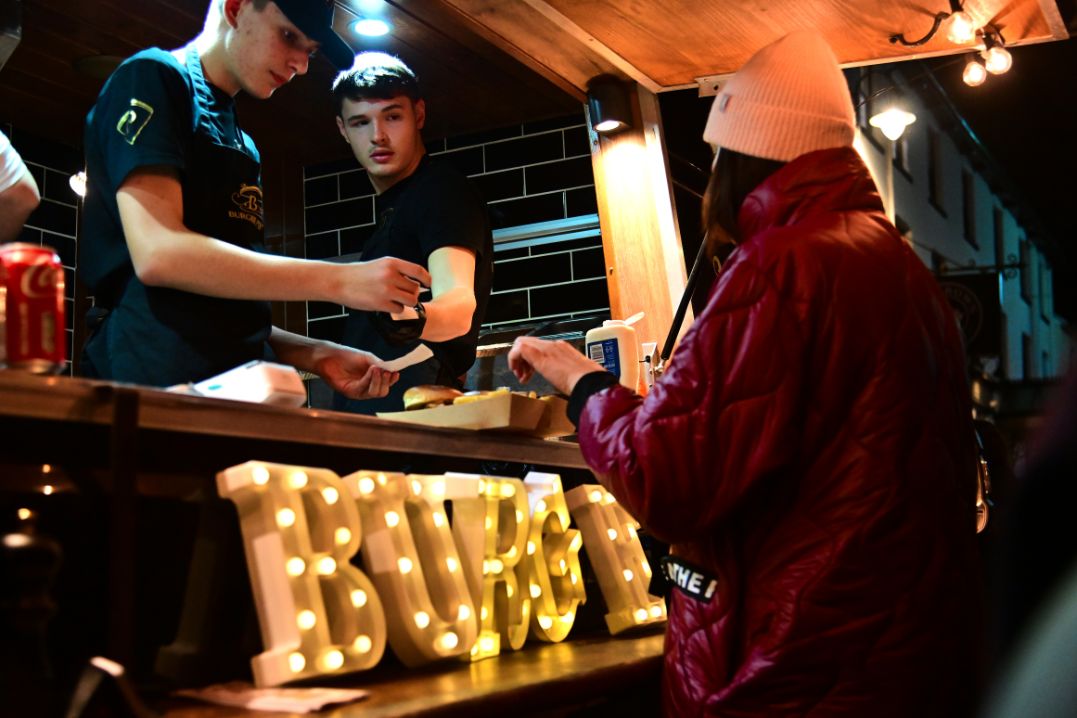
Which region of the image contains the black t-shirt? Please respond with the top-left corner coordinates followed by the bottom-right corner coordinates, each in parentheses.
top-left (334, 156), bottom-right (493, 413)
top-left (80, 47), bottom-right (272, 386)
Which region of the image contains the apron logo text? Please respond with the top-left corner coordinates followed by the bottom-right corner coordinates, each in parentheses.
top-left (230, 184), bottom-right (265, 231)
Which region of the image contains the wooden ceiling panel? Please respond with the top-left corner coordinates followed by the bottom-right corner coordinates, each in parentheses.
top-left (0, 0), bottom-right (579, 162)
top-left (471, 0), bottom-right (1069, 88)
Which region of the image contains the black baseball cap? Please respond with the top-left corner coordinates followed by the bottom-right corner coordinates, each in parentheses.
top-left (273, 0), bottom-right (355, 70)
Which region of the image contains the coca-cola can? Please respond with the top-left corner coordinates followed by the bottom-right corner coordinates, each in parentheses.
top-left (0, 243), bottom-right (66, 373)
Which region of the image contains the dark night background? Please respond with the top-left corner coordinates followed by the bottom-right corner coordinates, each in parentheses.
top-left (929, 32), bottom-right (1077, 322)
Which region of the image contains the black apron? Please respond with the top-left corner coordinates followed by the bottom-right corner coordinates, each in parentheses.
top-left (82, 47), bottom-right (271, 387)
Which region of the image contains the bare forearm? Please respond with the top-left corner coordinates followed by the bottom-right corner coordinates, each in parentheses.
top-left (420, 287), bottom-right (476, 342)
top-left (268, 327), bottom-right (334, 373)
top-left (135, 231), bottom-right (342, 303)
top-left (0, 177), bottom-right (41, 243)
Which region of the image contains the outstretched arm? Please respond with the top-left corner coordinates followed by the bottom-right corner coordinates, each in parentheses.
top-left (116, 168), bottom-right (432, 312)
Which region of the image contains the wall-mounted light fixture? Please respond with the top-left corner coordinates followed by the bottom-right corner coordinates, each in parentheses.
top-left (586, 75), bottom-right (633, 135)
top-left (869, 101), bottom-right (917, 141)
top-left (857, 71), bottom-right (917, 141)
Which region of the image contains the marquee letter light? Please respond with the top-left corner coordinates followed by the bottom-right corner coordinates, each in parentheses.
top-left (522, 472), bottom-right (586, 642)
top-left (341, 470), bottom-right (477, 667)
top-left (217, 462), bottom-right (387, 687)
top-left (445, 473), bottom-right (530, 660)
top-left (565, 485), bottom-right (667, 634)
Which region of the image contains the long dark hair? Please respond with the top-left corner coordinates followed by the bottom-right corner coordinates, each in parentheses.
top-left (701, 148), bottom-right (785, 257)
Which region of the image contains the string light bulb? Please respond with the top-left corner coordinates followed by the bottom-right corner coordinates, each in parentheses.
top-left (945, 11), bottom-right (976, 44)
top-left (983, 45), bottom-right (1012, 75)
top-left (962, 57), bottom-right (987, 86)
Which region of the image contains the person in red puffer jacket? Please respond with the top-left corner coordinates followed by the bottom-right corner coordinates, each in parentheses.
top-left (509, 31), bottom-right (982, 718)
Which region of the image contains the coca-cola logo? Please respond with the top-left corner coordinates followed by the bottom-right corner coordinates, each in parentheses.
top-left (20, 263), bottom-right (61, 299)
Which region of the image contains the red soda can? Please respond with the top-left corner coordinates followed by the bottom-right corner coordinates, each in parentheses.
top-left (0, 242), bottom-right (66, 373)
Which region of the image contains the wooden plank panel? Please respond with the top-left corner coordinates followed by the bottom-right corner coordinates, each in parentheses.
top-left (437, 0), bottom-right (621, 94)
top-left (588, 87), bottom-right (690, 362)
top-left (535, 0), bottom-right (1065, 85)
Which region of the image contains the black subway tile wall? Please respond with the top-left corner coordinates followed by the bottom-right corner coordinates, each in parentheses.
top-left (3, 124), bottom-right (82, 374)
top-left (303, 112), bottom-right (611, 341)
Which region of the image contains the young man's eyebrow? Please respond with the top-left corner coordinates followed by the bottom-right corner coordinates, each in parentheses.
top-left (345, 103), bottom-right (406, 122)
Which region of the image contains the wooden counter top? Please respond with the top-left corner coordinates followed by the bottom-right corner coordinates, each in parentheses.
top-left (0, 372), bottom-right (588, 488)
top-left (162, 631), bottom-right (665, 718)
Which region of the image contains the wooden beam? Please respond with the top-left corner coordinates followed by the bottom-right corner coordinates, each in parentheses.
top-left (588, 85), bottom-right (691, 362)
top-left (519, 0), bottom-right (663, 93)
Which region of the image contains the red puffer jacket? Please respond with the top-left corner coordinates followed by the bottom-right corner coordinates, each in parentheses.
top-left (578, 147), bottom-right (981, 717)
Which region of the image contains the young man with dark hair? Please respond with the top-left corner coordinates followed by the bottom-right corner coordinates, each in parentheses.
top-left (80, 0), bottom-right (432, 398)
top-left (330, 52), bottom-right (493, 414)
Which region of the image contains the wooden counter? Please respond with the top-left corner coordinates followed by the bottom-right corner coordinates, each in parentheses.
top-left (162, 631), bottom-right (666, 718)
top-left (0, 372), bottom-right (588, 486)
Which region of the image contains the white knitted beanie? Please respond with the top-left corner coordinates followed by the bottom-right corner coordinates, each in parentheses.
top-left (703, 31), bottom-right (855, 162)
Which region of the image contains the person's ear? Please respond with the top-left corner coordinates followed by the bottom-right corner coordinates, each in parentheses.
top-left (223, 0), bottom-right (244, 27)
top-left (335, 116), bottom-right (349, 142)
top-left (413, 99), bottom-right (426, 131)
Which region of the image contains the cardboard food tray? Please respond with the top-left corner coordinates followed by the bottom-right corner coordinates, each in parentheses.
top-left (377, 393), bottom-right (575, 438)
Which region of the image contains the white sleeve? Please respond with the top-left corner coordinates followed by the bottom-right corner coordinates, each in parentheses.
top-left (0, 130), bottom-right (31, 194)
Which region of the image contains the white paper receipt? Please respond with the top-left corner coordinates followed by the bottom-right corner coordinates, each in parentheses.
top-left (374, 343), bottom-right (433, 373)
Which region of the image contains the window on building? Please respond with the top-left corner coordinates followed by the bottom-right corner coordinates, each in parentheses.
top-left (1022, 333), bottom-right (1033, 380)
top-left (895, 215), bottom-right (913, 246)
top-left (1039, 258), bottom-right (1051, 322)
top-left (928, 130), bottom-right (944, 213)
top-left (993, 206), bottom-right (1005, 270)
top-left (962, 170), bottom-right (977, 248)
top-left (894, 132), bottom-right (910, 175)
top-left (1019, 239), bottom-right (1031, 304)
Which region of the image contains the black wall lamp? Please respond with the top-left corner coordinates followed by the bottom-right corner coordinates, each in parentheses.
top-left (856, 70), bottom-right (917, 141)
top-left (586, 74), bottom-right (634, 134)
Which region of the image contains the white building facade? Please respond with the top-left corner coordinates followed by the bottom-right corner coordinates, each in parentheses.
top-left (854, 67), bottom-right (1072, 393)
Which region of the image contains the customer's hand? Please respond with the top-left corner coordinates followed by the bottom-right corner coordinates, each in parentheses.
top-left (508, 336), bottom-right (605, 395)
top-left (336, 257), bottom-right (431, 313)
top-left (314, 345), bottom-right (398, 400)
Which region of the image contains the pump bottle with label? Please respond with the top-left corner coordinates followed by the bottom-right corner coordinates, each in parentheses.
top-left (585, 319), bottom-right (639, 390)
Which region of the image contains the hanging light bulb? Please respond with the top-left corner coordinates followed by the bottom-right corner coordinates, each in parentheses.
top-left (983, 45), bottom-right (1012, 74)
top-left (869, 107), bottom-right (917, 142)
top-left (962, 57), bottom-right (988, 86)
top-left (945, 11), bottom-right (976, 44)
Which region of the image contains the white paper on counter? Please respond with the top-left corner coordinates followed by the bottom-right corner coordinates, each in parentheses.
top-left (175, 682), bottom-right (369, 713)
top-left (374, 343), bottom-right (433, 373)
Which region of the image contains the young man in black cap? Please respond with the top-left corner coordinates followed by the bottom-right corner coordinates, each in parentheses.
top-left (329, 52), bottom-right (493, 415)
top-left (79, 0), bottom-right (432, 398)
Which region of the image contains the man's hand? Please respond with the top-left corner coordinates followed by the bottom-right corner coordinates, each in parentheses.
top-left (313, 344), bottom-right (399, 400)
top-left (336, 257), bottom-right (432, 313)
top-left (508, 336), bottom-right (605, 395)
